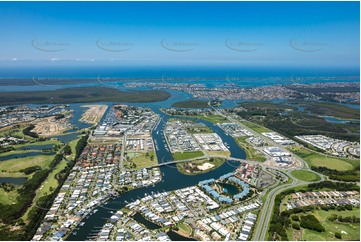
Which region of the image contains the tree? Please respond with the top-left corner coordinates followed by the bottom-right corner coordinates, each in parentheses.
top-left (63, 145), bottom-right (72, 155)
top-left (335, 232), bottom-right (342, 239)
top-left (292, 223), bottom-right (300, 230)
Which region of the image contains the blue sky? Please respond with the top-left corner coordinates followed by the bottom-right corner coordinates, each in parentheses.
top-left (0, 1), bottom-right (359, 71)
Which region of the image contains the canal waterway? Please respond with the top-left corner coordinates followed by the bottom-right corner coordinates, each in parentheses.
top-left (67, 104), bottom-right (246, 240)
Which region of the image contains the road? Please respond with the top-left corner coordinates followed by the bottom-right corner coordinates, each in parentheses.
top-left (208, 104), bottom-right (329, 240)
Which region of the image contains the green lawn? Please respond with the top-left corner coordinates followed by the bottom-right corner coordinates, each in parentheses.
top-left (205, 150), bottom-right (230, 157)
top-left (186, 115), bottom-right (229, 124)
top-left (12, 139), bottom-right (59, 150)
top-left (0, 154), bottom-right (54, 172)
top-left (126, 151), bottom-right (158, 169)
top-left (236, 137), bottom-right (266, 162)
top-left (177, 223), bottom-right (192, 236)
top-left (0, 188), bottom-right (18, 205)
top-left (291, 170), bottom-right (321, 182)
top-left (22, 158), bottom-right (68, 221)
top-left (0, 123), bottom-right (37, 141)
top-left (242, 121), bottom-right (271, 133)
top-left (288, 146), bottom-right (358, 171)
top-left (66, 134), bottom-right (82, 160)
top-left (36, 159), bottom-right (67, 198)
top-left (293, 209), bottom-right (360, 241)
top-left (172, 151), bottom-right (204, 161)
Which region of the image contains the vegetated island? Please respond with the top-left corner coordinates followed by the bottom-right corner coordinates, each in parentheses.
top-left (172, 99), bottom-right (210, 108)
top-left (0, 87), bottom-right (171, 105)
top-left (176, 157), bottom-right (226, 175)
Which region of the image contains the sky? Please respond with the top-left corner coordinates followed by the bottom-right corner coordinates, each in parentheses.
top-left (0, 1), bottom-right (359, 72)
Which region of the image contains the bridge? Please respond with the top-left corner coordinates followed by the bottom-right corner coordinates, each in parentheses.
top-left (141, 155), bottom-right (260, 170)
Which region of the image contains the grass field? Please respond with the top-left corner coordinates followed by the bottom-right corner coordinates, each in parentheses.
top-left (291, 170), bottom-right (321, 182)
top-left (0, 171), bottom-right (29, 178)
top-left (242, 121), bottom-right (271, 133)
top-left (0, 188), bottom-right (18, 205)
top-left (187, 114), bottom-right (229, 124)
top-left (288, 146), bottom-right (358, 171)
top-left (177, 223), bottom-right (192, 236)
top-left (205, 150), bottom-right (230, 157)
top-left (37, 160), bottom-right (67, 198)
top-left (66, 135), bottom-right (82, 160)
top-left (0, 154), bottom-right (54, 172)
top-left (173, 151), bottom-right (204, 161)
top-left (287, 208), bottom-right (360, 241)
top-left (12, 139), bottom-right (59, 149)
top-left (127, 151), bottom-right (158, 168)
top-left (0, 123), bottom-right (37, 141)
top-left (236, 137), bottom-right (266, 162)
top-left (22, 159), bottom-right (68, 221)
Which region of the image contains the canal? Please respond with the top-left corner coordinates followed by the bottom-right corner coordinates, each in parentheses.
top-left (67, 106), bottom-right (246, 240)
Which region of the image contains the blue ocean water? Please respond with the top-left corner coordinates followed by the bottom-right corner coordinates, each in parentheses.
top-left (0, 66), bottom-right (358, 92)
top-left (0, 65), bottom-right (359, 78)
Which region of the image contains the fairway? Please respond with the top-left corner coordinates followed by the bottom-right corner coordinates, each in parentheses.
top-left (0, 189), bottom-right (19, 205)
top-left (291, 170), bottom-right (321, 182)
top-left (173, 151), bottom-right (204, 161)
top-left (0, 155), bottom-right (54, 172)
top-left (298, 209), bottom-right (359, 241)
top-left (22, 159), bottom-right (69, 221)
top-left (288, 146), bottom-right (357, 171)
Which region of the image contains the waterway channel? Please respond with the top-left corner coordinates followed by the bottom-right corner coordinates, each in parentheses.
top-left (67, 106), bottom-right (246, 240)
